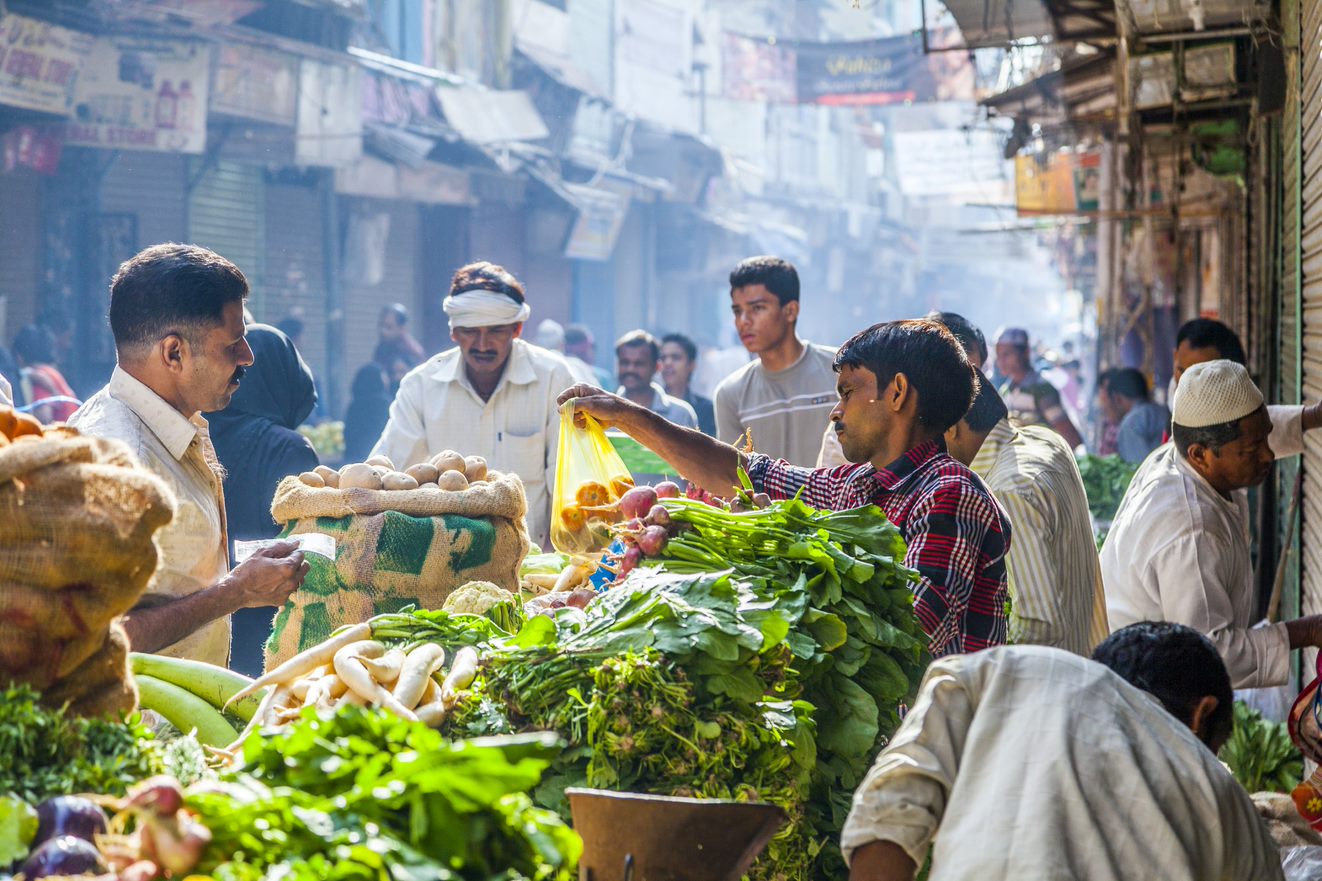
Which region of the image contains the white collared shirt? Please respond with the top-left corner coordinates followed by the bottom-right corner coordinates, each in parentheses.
top-left (69, 368), bottom-right (231, 665)
top-left (972, 420), bottom-right (1109, 655)
top-left (842, 647), bottom-right (1282, 881)
top-left (371, 339), bottom-right (577, 545)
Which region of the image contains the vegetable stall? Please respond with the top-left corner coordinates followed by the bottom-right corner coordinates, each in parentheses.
top-left (0, 417), bottom-right (930, 881)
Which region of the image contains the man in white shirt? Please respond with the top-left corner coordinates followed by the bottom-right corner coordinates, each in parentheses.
top-left (372, 262), bottom-right (576, 545)
top-left (945, 369), bottom-right (1108, 655)
top-left (70, 243), bottom-right (309, 666)
top-left (843, 622), bottom-right (1282, 881)
top-left (1102, 360), bottom-right (1322, 688)
top-left (614, 330), bottom-right (697, 429)
top-left (714, 256), bottom-right (838, 465)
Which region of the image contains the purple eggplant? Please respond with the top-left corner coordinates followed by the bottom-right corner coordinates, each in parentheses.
top-left (18, 836), bottom-right (105, 877)
top-left (33, 797), bottom-right (108, 848)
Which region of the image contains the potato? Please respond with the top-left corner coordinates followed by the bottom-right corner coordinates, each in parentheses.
top-left (406, 463), bottom-right (440, 485)
top-left (430, 450), bottom-right (465, 473)
top-left (463, 455), bottom-right (488, 482)
top-left (366, 454), bottom-right (395, 470)
top-left (437, 470), bottom-right (469, 492)
top-left (340, 462), bottom-right (384, 490)
top-left (382, 471), bottom-right (420, 491)
top-left (298, 471), bottom-right (326, 488)
top-left (314, 465), bottom-right (340, 488)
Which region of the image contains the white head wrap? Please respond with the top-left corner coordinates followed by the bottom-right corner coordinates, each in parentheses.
top-left (1172, 359), bottom-right (1264, 428)
top-left (443, 290), bottom-right (532, 331)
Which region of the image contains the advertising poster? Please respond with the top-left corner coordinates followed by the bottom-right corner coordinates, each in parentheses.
top-left (0, 13), bottom-right (92, 115)
top-left (64, 36), bottom-right (210, 153)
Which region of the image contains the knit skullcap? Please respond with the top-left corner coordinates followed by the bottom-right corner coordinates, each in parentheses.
top-left (1172, 359), bottom-right (1264, 428)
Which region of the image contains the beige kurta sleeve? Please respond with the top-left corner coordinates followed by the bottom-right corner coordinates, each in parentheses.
top-left (1268, 404), bottom-right (1305, 460)
top-left (841, 659), bottom-right (974, 867)
top-left (1147, 536), bottom-right (1290, 688)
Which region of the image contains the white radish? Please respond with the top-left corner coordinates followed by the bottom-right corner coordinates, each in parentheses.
top-left (416, 698), bottom-right (448, 728)
top-left (227, 623), bottom-right (372, 707)
top-left (221, 683), bottom-right (289, 754)
top-left (334, 640), bottom-right (418, 721)
top-left (392, 645), bottom-right (446, 710)
top-left (441, 646), bottom-right (480, 708)
top-left (420, 678), bottom-right (440, 706)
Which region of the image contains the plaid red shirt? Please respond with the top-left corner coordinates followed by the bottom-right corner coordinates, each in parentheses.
top-left (748, 438), bottom-right (1011, 657)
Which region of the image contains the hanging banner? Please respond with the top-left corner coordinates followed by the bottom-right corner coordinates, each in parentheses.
top-left (793, 32), bottom-right (974, 106)
top-left (0, 14), bottom-right (92, 115)
top-left (65, 36), bottom-right (211, 153)
top-left (211, 44), bottom-right (297, 125)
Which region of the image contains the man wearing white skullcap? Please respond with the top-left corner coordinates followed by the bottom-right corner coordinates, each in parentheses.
top-left (1102, 360), bottom-right (1322, 689)
top-left (371, 262), bottom-right (576, 544)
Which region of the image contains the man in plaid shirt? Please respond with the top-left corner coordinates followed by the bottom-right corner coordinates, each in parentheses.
top-left (558, 319), bottom-right (1012, 657)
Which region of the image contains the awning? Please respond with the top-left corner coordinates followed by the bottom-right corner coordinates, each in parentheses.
top-left (1115, 0), bottom-right (1268, 34)
top-left (436, 85), bottom-right (550, 145)
top-left (515, 41), bottom-right (608, 100)
top-left (335, 154), bottom-right (471, 205)
top-left (981, 52), bottom-right (1116, 124)
top-left (939, 0), bottom-right (1115, 48)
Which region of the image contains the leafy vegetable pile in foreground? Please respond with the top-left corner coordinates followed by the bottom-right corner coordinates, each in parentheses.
top-left (1076, 453), bottom-right (1140, 526)
top-left (414, 496), bottom-right (929, 881)
top-left (188, 710), bottom-right (580, 881)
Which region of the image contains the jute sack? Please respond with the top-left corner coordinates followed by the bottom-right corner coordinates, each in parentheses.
top-left (265, 470), bottom-right (529, 668)
top-left (0, 430), bottom-right (173, 715)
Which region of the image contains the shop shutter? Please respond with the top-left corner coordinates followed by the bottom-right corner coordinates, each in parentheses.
top-left (264, 181), bottom-right (327, 390)
top-left (188, 159), bottom-right (265, 313)
top-left (0, 172), bottom-right (43, 339)
top-left (1299, 0), bottom-right (1322, 620)
top-left (341, 199), bottom-right (421, 379)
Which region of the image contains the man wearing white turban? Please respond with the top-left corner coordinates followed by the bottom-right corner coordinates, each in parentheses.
top-left (371, 262), bottom-right (575, 544)
top-left (1102, 360), bottom-right (1322, 688)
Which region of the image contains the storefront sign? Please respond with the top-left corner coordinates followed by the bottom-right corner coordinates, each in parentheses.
top-left (296, 59), bottom-right (362, 167)
top-left (64, 36), bottom-right (210, 153)
top-left (1, 125), bottom-right (63, 174)
top-left (212, 43), bottom-right (297, 126)
top-left (795, 33), bottom-right (973, 106)
top-left (563, 183), bottom-right (628, 261)
top-left (1015, 150), bottom-right (1103, 215)
top-left (0, 14), bottom-right (92, 115)
top-left (721, 33), bottom-right (796, 103)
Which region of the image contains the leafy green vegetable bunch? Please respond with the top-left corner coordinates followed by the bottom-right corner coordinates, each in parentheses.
top-left (1075, 453), bottom-right (1140, 525)
top-left (0, 684), bottom-right (166, 804)
top-left (1220, 701), bottom-right (1303, 794)
top-left (190, 710), bottom-right (580, 881)
top-left (646, 498), bottom-right (930, 880)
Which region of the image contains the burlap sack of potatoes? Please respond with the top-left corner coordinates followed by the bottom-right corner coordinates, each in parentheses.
top-left (264, 470), bottom-right (529, 668)
top-left (0, 430), bottom-right (173, 714)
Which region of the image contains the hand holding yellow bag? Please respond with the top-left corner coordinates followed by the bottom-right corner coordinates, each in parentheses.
top-left (551, 401), bottom-right (634, 557)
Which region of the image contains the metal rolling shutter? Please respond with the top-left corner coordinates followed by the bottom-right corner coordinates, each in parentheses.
top-left (341, 199), bottom-right (421, 379)
top-left (263, 181), bottom-right (327, 387)
top-left (0, 173), bottom-right (43, 339)
top-left (1299, 0), bottom-right (1322, 621)
top-left (188, 159), bottom-right (266, 312)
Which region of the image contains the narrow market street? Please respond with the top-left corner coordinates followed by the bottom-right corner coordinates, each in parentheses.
top-left (0, 1), bottom-right (1320, 880)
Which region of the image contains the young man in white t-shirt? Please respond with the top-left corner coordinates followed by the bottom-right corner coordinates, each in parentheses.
top-left (712, 256), bottom-right (838, 466)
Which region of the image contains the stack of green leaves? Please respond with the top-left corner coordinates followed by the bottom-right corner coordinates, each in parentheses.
top-left (1220, 701), bottom-right (1304, 794)
top-left (1076, 453), bottom-right (1140, 525)
top-left (189, 710), bottom-right (580, 881)
top-left (0, 684), bottom-right (167, 804)
top-left (643, 497), bottom-right (930, 880)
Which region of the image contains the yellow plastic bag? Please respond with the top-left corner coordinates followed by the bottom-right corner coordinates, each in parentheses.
top-left (551, 403), bottom-right (634, 557)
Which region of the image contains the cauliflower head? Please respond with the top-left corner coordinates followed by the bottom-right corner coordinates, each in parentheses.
top-left (443, 581), bottom-right (516, 616)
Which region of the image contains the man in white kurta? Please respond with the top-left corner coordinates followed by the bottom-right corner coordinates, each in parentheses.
top-left (1102, 360), bottom-right (1322, 688)
top-left (841, 638), bottom-right (1281, 881)
top-left (371, 262), bottom-right (575, 546)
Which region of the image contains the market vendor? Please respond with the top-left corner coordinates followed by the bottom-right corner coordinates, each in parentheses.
top-left (70, 243), bottom-right (310, 666)
top-left (1102, 360), bottom-right (1322, 688)
top-left (841, 623), bottom-right (1281, 881)
top-left (371, 262), bottom-right (576, 546)
top-left (559, 319), bottom-right (1012, 657)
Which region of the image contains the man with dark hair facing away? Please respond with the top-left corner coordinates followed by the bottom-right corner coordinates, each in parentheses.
top-left (940, 316), bottom-right (1107, 656)
top-left (614, 330), bottom-right (697, 428)
top-left (1103, 359), bottom-right (1322, 688)
top-left (659, 332), bottom-right (716, 435)
top-left (372, 262), bottom-right (575, 546)
top-left (714, 256), bottom-right (839, 466)
top-left (560, 319), bottom-right (1012, 658)
top-left (842, 623), bottom-right (1282, 881)
top-left (71, 244), bottom-right (309, 666)
top-left (1097, 367), bottom-right (1170, 464)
